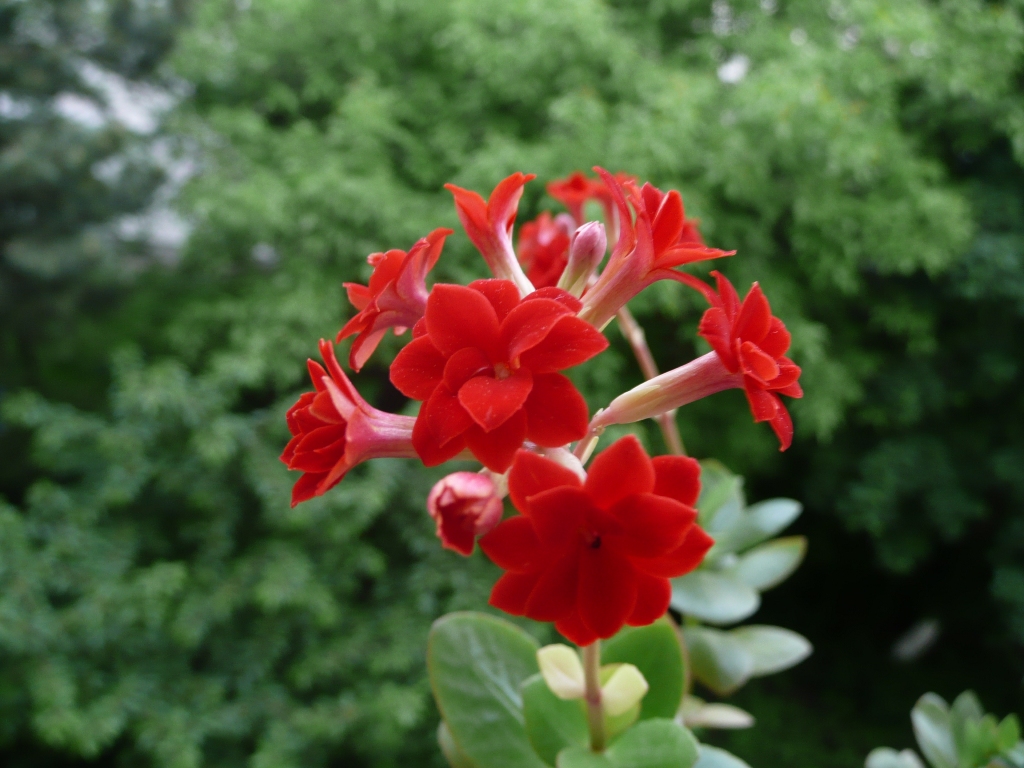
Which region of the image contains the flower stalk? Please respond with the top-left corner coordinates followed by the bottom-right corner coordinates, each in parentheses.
top-left (582, 641), bottom-right (606, 752)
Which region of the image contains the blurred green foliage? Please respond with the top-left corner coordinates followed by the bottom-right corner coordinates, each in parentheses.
top-left (2, 0), bottom-right (1024, 766)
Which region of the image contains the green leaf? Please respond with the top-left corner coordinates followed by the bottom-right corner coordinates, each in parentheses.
top-left (428, 612), bottom-right (548, 768)
top-left (679, 696), bottom-right (754, 730)
top-left (556, 720), bottom-right (699, 768)
top-left (684, 627), bottom-right (753, 696)
top-left (693, 744), bottom-right (752, 768)
top-left (911, 693), bottom-right (956, 768)
top-left (864, 747), bottom-right (925, 768)
top-left (602, 619), bottom-right (685, 720)
top-left (671, 571), bottom-right (760, 625)
top-left (730, 625), bottom-right (812, 676)
top-left (521, 673), bottom-right (588, 766)
top-left (439, 721), bottom-right (476, 768)
top-left (950, 691), bottom-right (985, 758)
top-left (998, 715), bottom-right (1022, 753)
top-left (728, 536), bottom-right (807, 591)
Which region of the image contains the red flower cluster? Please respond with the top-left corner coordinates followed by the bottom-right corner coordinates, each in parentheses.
top-left (691, 271), bottom-right (803, 450)
top-left (389, 279), bottom-right (607, 472)
top-left (480, 436), bottom-right (713, 645)
top-left (516, 212), bottom-right (571, 289)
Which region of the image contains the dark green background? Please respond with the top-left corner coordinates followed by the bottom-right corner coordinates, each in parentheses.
top-left (1, 0), bottom-right (1022, 765)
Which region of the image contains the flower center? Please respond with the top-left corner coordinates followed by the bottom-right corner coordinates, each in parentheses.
top-left (582, 529), bottom-right (602, 549)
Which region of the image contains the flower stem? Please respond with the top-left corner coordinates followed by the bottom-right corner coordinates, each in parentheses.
top-left (615, 307), bottom-right (686, 455)
top-left (582, 641), bottom-right (605, 752)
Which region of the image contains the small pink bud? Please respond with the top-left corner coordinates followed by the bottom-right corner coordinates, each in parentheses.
top-left (427, 472), bottom-right (504, 556)
top-left (558, 221), bottom-right (607, 297)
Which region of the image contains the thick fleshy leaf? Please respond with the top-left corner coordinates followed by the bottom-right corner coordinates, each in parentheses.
top-left (470, 278), bottom-right (521, 322)
top-left (602, 618), bottom-right (685, 721)
top-left (528, 487), bottom-right (589, 547)
top-left (730, 625), bottom-right (812, 676)
top-left (679, 699), bottom-right (755, 730)
top-left (522, 673), bottom-right (588, 766)
top-left (692, 745), bottom-right (752, 768)
top-left (684, 627), bottom-right (754, 696)
top-left (865, 748), bottom-right (926, 768)
top-left (627, 574), bottom-right (671, 627)
top-left (606, 718), bottom-right (700, 768)
top-left (458, 368), bottom-right (534, 432)
top-left (524, 373), bottom-right (590, 447)
top-left (490, 571), bottom-right (542, 615)
top-left (508, 450), bottom-right (582, 515)
top-left (465, 409), bottom-right (529, 472)
top-left (438, 722), bottom-right (475, 768)
top-left (428, 613), bottom-right (547, 768)
top-left (390, 336), bottom-right (446, 400)
top-left (713, 498), bottom-right (802, 554)
top-left (579, 546), bottom-right (637, 639)
top-left (480, 516), bottom-right (541, 571)
top-left (519, 315), bottom-right (608, 373)
top-left (611, 493), bottom-right (695, 558)
top-left (501, 297), bottom-right (573, 360)
top-left (728, 536), bottom-right (806, 591)
top-left (652, 455), bottom-right (701, 506)
top-left (670, 571), bottom-right (760, 625)
top-left (585, 436), bottom-right (655, 508)
top-left (425, 284), bottom-right (501, 357)
top-left (733, 283), bottom-right (772, 343)
top-left (525, 550), bottom-right (580, 622)
top-left (695, 461), bottom-right (744, 532)
top-left (911, 694), bottom-right (957, 768)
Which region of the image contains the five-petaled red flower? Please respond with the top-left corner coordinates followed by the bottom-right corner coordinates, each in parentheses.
top-left (480, 436), bottom-right (714, 646)
top-left (337, 227), bottom-right (452, 371)
top-left (691, 270), bottom-right (803, 450)
top-left (389, 279), bottom-right (608, 472)
top-left (516, 212), bottom-right (571, 289)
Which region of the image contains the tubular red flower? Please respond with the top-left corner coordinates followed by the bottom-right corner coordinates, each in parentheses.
top-left (516, 212), bottom-right (572, 289)
top-left (337, 228), bottom-right (452, 371)
top-left (427, 472), bottom-right (504, 556)
top-left (577, 169), bottom-right (735, 329)
top-left (479, 436), bottom-right (713, 645)
top-left (281, 339), bottom-right (419, 506)
top-left (445, 173), bottom-right (536, 296)
top-left (389, 279), bottom-right (608, 473)
top-left (689, 271), bottom-right (803, 450)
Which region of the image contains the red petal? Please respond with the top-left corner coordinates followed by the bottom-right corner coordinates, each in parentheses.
top-left (651, 190), bottom-right (685, 257)
top-left (524, 286), bottom-right (583, 313)
top-left (759, 317), bottom-right (791, 357)
top-left (469, 279), bottom-right (520, 323)
top-left (524, 373), bottom-right (590, 446)
top-left (627, 573), bottom-right (671, 627)
top-left (480, 516), bottom-right (542, 570)
top-left (344, 282), bottom-right (372, 312)
top-left (579, 546), bottom-right (637, 639)
top-left (584, 435), bottom-right (655, 508)
top-left (458, 368), bottom-right (533, 432)
top-left (424, 283), bottom-right (500, 358)
top-left (652, 455), bottom-right (701, 507)
top-left (499, 297), bottom-right (572, 360)
top-left (291, 472), bottom-right (328, 507)
top-left (738, 341), bottom-right (781, 384)
top-left (555, 609), bottom-right (598, 647)
top-left (518, 315), bottom-right (608, 373)
top-left (390, 336), bottom-right (446, 400)
top-left (464, 409), bottom-right (528, 472)
top-left (525, 550), bottom-right (579, 621)
top-left (744, 384), bottom-right (779, 423)
top-left (445, 184), bottom-right (491, 253)
top-left (490, 571), bottom-right (541, 616)
top-left (698, 307), bottom-right (738, 372)
top-left (508, 450), bottom-right (582, 516)
top-left (348, 328), bottom-right (388, 372)
top-left (632, 526), bottom-right (714, 578)
top-left (527, 486), bottom-right (590, 548)
top-left (711, 271), bottom-right (741, 318)
top-left (443, 346), bottom-right (494, 391)
top-left (438, 508), bottom-right (478, 556)
top-left (610, 493), bottom-right (696, 558)
top-left (488, 172), bottom-right (535, 233)
top-left (770, 401), bottom-right (794, 451)
top-left (285, 392), bottom-right (316, 435)
top-left (413, 385), bottom-right (473, 465)
top-left (770, 360), bottom-right (802, 390)
top-left (775, 379), bottom-right (804, 398)
top-left (734, 283), bottom-right (772, 344)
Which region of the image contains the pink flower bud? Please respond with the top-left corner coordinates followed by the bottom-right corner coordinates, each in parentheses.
top-left (557, 221), bottom-right (607, 297)
top-left (427, 472), bottom-right (504, 556)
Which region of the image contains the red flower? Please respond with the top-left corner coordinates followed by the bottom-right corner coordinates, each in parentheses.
top-left (281, 340), bottom-right (419, 506)
top-left (445, 173), bottom-right (536, 296)
top-left (480, 436), bottom-right (714, 645)
top-left (337, 228), bottom-right (452, 372)
top-left (576, 169), bottom-right (734, 328)
top-left (427, 471), bottom-right (504, 556)
top-left (389, 279), bottom-right (608, 472)
top-left (547, 170), bottom-right (633, 231)
top-left (691, 271), bottom-right (803, 450)
top-left (516, 212), bottom-right (571, 289)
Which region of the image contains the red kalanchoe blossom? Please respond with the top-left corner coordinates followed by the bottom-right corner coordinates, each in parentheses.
top-left (692, 270), bottom-right (803, 450)
top-left (516, 212), bottom-right (572, 289)
top-left (337, 228), bottom-right (452, 371)
top-left (547, 171), bottom-right (599, 227)
top-left (479, 436), bottom-right (714, 645)
top-left (281, 339), bottom-right (419, 506)
top-left (445, 173), bottom-right (536, 296)
top-left (389, 279), bottom-right (608, 473)
top-left (427, 471), bottom-right (504, 556)
top-left (578, 169), bottom-right (735, 328)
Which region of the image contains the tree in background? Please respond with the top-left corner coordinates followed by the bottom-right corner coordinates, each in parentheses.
top-left (1, 0), bottom-right (1022, 766)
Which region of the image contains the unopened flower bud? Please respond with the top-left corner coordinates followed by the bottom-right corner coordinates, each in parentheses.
top-left (601, 663), bottom-right (649, 716)
top-left (427, 472), bottom-right (503, 556)
top-left (558, 221), bottom-right (607, 297)
top-left (536, 644), bottom-right (586, 700)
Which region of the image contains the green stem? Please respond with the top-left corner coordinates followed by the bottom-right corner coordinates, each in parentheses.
top-left (582, 641), bottom-right (605, 752)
